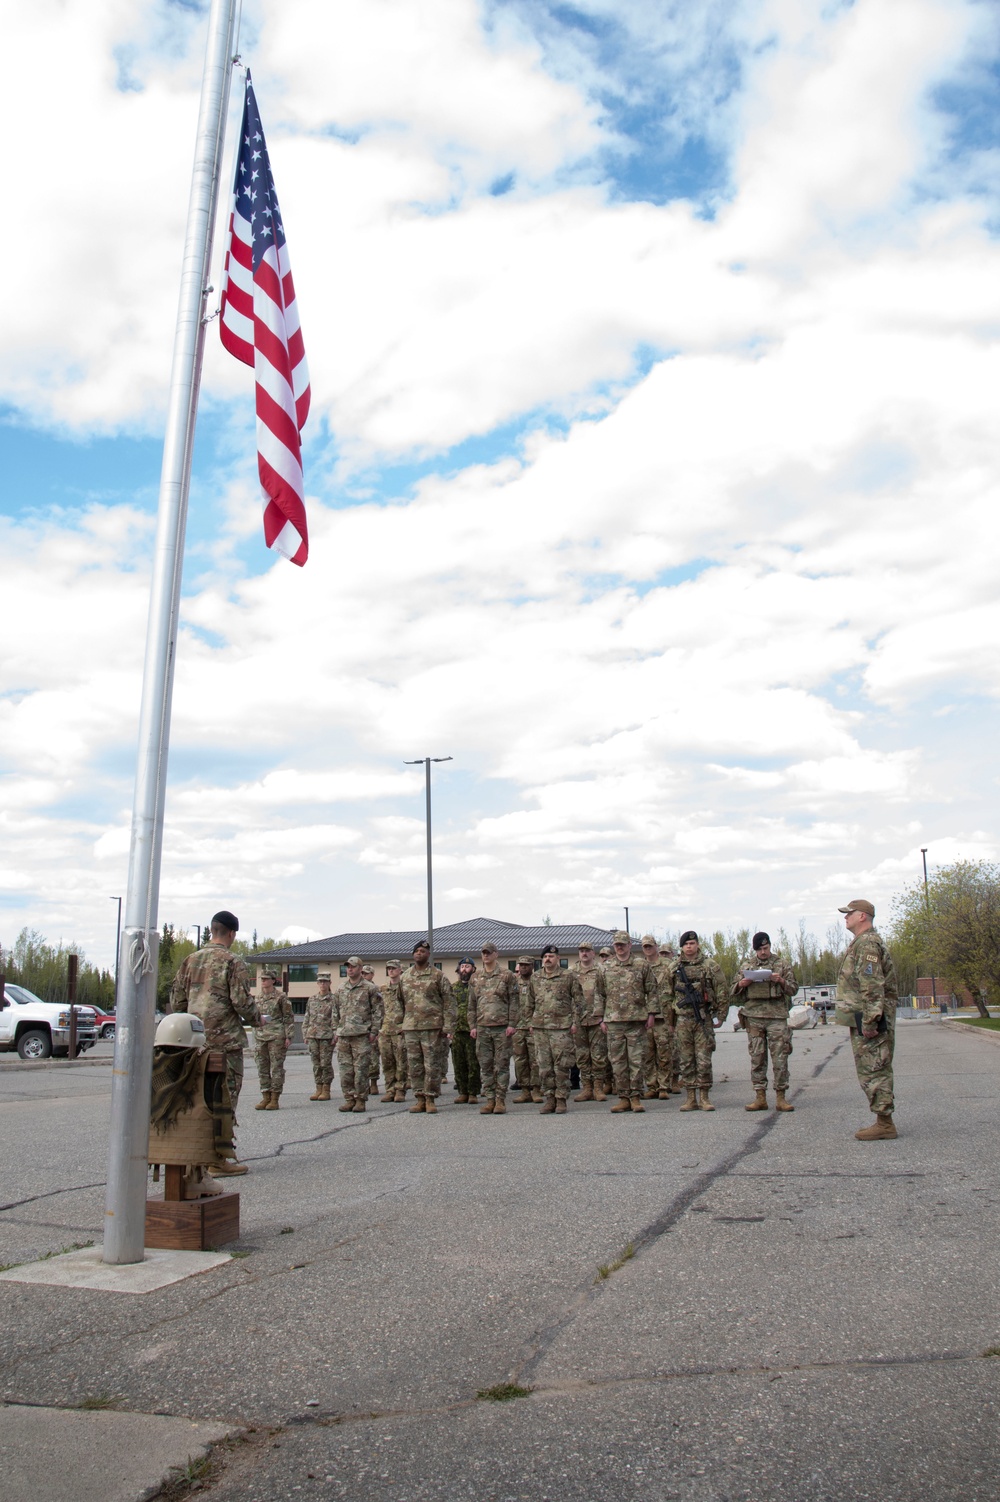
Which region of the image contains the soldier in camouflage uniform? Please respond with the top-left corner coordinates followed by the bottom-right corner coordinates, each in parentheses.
top-left (378, 961), bottom-right (408, 1102)
top-left (661, 942), bottom-right (681, 1088)
top-left (511, 955), bottom-right (541, 1102)
top-left (572, 942), bottom-right (608, 1101)
top-left (450, 959), bottom-right (482, 1104)
top-left (665, 930), bottom-right (729, 1111)
top-left (733, 932), bottom-right (797, 1112)
top-left (639, 935), bottom-right (675, 1098)
top-left (361, 965), bottom-right (382, 1095)
top-left (526, 945), bottom-right (582, 1114)
top-left (304, 971), bottom-right (336, 1101)
top-left (400, 940), bottom-right (456, 1113)
top-left (332, 956), bottom-right (384, 1113)
top-left (252, 972), bottom-right (295, 1110)
top-left (169, 909), bottom-right (260, 1175)
top-left (599, 931), bottom-right (657, 1113)
top-left (469, 942), bottom-right (518, 1113)
top-left (835, 899), bottom-right (899, 1140)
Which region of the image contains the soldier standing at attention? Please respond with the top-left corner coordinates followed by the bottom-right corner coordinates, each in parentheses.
top-left (572, 942), bottom-right (608, 1102)
top-left (253, 971), bottom-right (295, 1111)
top-left (835, 899), bottom-right (899, 1140)
top-left (362, 965), bottom-right (382, 1096)
top-left (400, 940), bottom-right (456, 1114)
top-left (332, 957), bottom-right (384, 1114)
top-left (469, 943), bottom-right (518, 1114)
top-left (304, 972), bottom-right (335, 1101)
top-left (599, 931), bottom-right (657, 1113)
top-left (169, 909), bottom-right (260, 1175)
top-left (660, 942), bottom-right (681, 1089)
top-left (733, 932), bottom-right (797, 1112)
top-left (639, 935), bottom-right (675, 1099)
top-left (451, 958), bottom-right (482, 1104)
top-left (378, 961), bottom-right (408, 1102)
top-left (666, 931), bottom-right (729, 1112)
top-left (511, 956), bottom-right (540, 1103)
top-left (526, 945), bottom-right (581, 1115)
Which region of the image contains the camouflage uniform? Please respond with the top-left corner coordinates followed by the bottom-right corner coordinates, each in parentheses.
top-left (169, 941), bottom-right (259, 1111)
top-left (378, 977), bottom-right (408, 1095)
top-left (400, 965), bottom-right (456, 1102)
top-left (512, 970), bottom-right (540, 1096)
top-left (362, 969), bottom-right (381, 1090)
top-left (304, 986), bottom-right (336, 1092)
top-left (469, 967), bottom-right (518, 1103)
top-left (733, 953), bottom-right (797, 1090)
top-left (526, 968), bottom-right (581, 1103)
top-left (573, 964), bottom-right (608, 1086)
top-left (602, 955), bottom-right (657, 1100)
top-left (332, 978), bottom-right (384, 1105)
top-left (666, 950), bottom-right (729, 1088)
top-left (643, 955), bottom-right (675, 1095)
top-left (451, 976), bottom-right (482, 1099)
top-left (836, 928), bottom-right (898, 1116)
top-left (253, 991), bottom-right (295, 1098)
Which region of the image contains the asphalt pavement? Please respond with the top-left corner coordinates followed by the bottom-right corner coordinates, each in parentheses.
top-left (0, 1021), bottom-right (997, 1501)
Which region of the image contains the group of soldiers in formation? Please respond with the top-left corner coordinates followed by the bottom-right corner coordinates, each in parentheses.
top-left (167, 899), bottom-right (899, 1173)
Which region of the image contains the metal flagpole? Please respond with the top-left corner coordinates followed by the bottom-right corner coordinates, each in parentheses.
top-left (103, 0), bottom-right (240, 1265)
top-left (404, 757), bottom-right (452, 965)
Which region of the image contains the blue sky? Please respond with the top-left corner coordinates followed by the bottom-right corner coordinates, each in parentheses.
top-left (2, 0), bottom-right (999, 968)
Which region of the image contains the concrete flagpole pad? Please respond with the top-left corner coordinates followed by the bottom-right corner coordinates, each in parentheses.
top-left (0, 1245), bottom-right (231, 1294)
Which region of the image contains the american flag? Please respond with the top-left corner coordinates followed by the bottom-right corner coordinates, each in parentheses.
top-left (220, 71), bottom-right (311, 566)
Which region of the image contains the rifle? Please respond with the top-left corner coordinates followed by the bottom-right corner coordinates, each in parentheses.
top-left (677, 964), bottom-right (715, 1042)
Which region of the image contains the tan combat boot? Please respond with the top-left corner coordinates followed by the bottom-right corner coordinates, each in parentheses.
top-left (212, 1158), bottom-right (249, 1176)
top-left (454, 1093), bottom-right (469, 1105)
top-left (554, 1098), bottom-right (567, 1114)
top-left (369, 1080), bottom-right (378, 1096)
top-left (513, 1089), bottom-right (532, 1103)
top-left (574, 1082), bottom-right (594, 1102)
top-left (775, 1090), bottom-right (794, 1112)
top-left (380, 1089), bottom-right (395, 1102)
top-left (352, 1098), bottom-right (366, 1112)
top-left (531, 1089), bottom-right (543, 1103)
top-left (855, 1112), bottom-right (897, 1140)
top-left (467, 1094), bottom-right (479, 1104)
top-left (318, 1085), bottom-right (331, 1101)
top-left (480, 1100), bottom-right (495, 1114)
top-left (698, 1088), bottom-right (715, 1111)
top-left (630, 1096), bottom-right (645, 1113)
top-left (394, 1088), bottom-right (406, 1103)
top-left (658, 1088), bottom-right (671, 1099)
top-left (493, 1098), bottom-right (507, 1114)
top-left (593, 1082), bottom-right (608, 1101)
top-left (339, 1097), bottom-right (355, 1113)
top-left (409, 1095), bottom-right (426, 1113)
top-left (679, 1088), bottom-right (698, 1111)
top-left (610, 1097), bottom-right (632, 1113)
top-left (254, 1093), bottom-right (271, 1110)
top-left (265, 1094), bottom-right (280, 1110)
top-left (309, 1086), bottom-right (323, 1101)
top-left (539, 1096), bottom-right (556, 1114)
top-left (425, 1097), bottom-right (438, 1114)
top-left (745, 1089), bottom-right (768, 1112)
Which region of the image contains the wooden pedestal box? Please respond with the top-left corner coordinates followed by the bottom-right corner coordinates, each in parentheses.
top-left (145, 1192), bottom-right (240, 1251)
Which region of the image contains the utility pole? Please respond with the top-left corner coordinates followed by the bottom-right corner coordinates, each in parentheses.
top-left (920, 848), bottom-right (946, 1014)
top-left (404, 757), bottom-right (453, 964)
top-left (624, 906), bottom-right (630, 936)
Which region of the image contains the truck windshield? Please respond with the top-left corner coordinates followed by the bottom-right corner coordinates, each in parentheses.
top-left (4, 985), bottom-right (49, 1006)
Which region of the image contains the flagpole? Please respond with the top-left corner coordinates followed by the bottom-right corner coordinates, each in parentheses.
top-left (103, 0), bottom-right (240, 1265)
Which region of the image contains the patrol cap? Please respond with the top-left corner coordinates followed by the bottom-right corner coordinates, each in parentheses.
top-left (613, 930), bottom-right (630, 944)
top-left (640, 934), bottom-right (657, 945)
top-left (212, 909), bottom-right (239, 932)
top-left (838, 899), bottom-right (875, 917)
top-left (261, 969), bottom-right (278, 982)
top-left (679, 930), bottom-right (698, 945)
top-left (578, 940), bottom-right (595, 951)
top-left (317, 972), bottom-right (332, 981)
top-left (361, 964), bottom-right (374, 974)
top-left (598, 947), bottom-right (611, 957)
top-left (480, 942), bottom-right (498, 954)
top-left (346, 954), bottom-right (362, 966)
top-left (752, 931), bottom-right (770, 949)
top-left (658, 944), bottom-right (673, 955)
top-left (386, 959), bottom-right (401, 969)
top-left (517, 954), bottom-right (535, 965)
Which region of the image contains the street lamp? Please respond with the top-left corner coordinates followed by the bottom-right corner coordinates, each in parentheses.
top-left (404, 756), bottom-right (453, 964)
top-left (108, 896), bottom-right (122, 1008)
top-left (920, 848), bottom-right (946, 1014)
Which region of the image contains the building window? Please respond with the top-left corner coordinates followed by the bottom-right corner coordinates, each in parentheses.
top-left (559, 958), bottom-right (569, 969)
top-left (288, 966), bottom-right (318, 983)
top-left (339, 964), bottom-right (348, 978)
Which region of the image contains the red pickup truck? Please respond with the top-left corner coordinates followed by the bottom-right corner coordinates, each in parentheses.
top-left (90, 1006), bottom-right (117, 1039)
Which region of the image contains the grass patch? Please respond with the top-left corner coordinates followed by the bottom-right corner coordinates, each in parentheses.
top-left (983, 1346), bottom-right (1000, 1358)
top-left (77, 1393), bottom-right (116, 1410)
top-left (476, 1382), bottom-right (532, 1403)
top-left (279, 1226), bottom-right (295, 1235)
top-left (229, 1249), bottom-right (252, 1259)
top-left (953, 1017), bottom-right (1000, 1031)
top-left (0, 1240), bottom-right (93, 1274)
top-left (596, 1242), bottom-right (635, 1282)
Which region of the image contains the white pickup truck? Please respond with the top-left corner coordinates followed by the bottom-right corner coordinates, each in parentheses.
top-left (0, 983), bottom-right (100, 1059)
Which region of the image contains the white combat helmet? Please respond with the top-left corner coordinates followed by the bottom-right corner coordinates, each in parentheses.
top-left (154, 1013), bottom-right (207, 1050)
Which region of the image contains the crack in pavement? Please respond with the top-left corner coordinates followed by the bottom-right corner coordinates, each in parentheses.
top-left (513, 1039), bottom-right (846, 1385)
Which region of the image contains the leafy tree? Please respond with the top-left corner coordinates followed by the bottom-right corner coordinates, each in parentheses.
top-left (890, 861), bottom-right (999, 1015)
top-left (0, 928), bottom-right (114, 1007)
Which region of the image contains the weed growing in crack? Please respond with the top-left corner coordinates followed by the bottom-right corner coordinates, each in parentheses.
top-left (596, 1242), bottom-right (634, 1281)
top-left (477, 1382), bottom-right (533, 1402)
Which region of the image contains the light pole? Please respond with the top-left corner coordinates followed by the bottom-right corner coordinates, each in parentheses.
top-left (624, 906), bottom-right (630, 936)
top-left (404, 757), bottom-right (453, 964)
top-left (920, 848), bottom-right (946, 1014)
top-left (109, 897), bottom-right (122, 1008)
